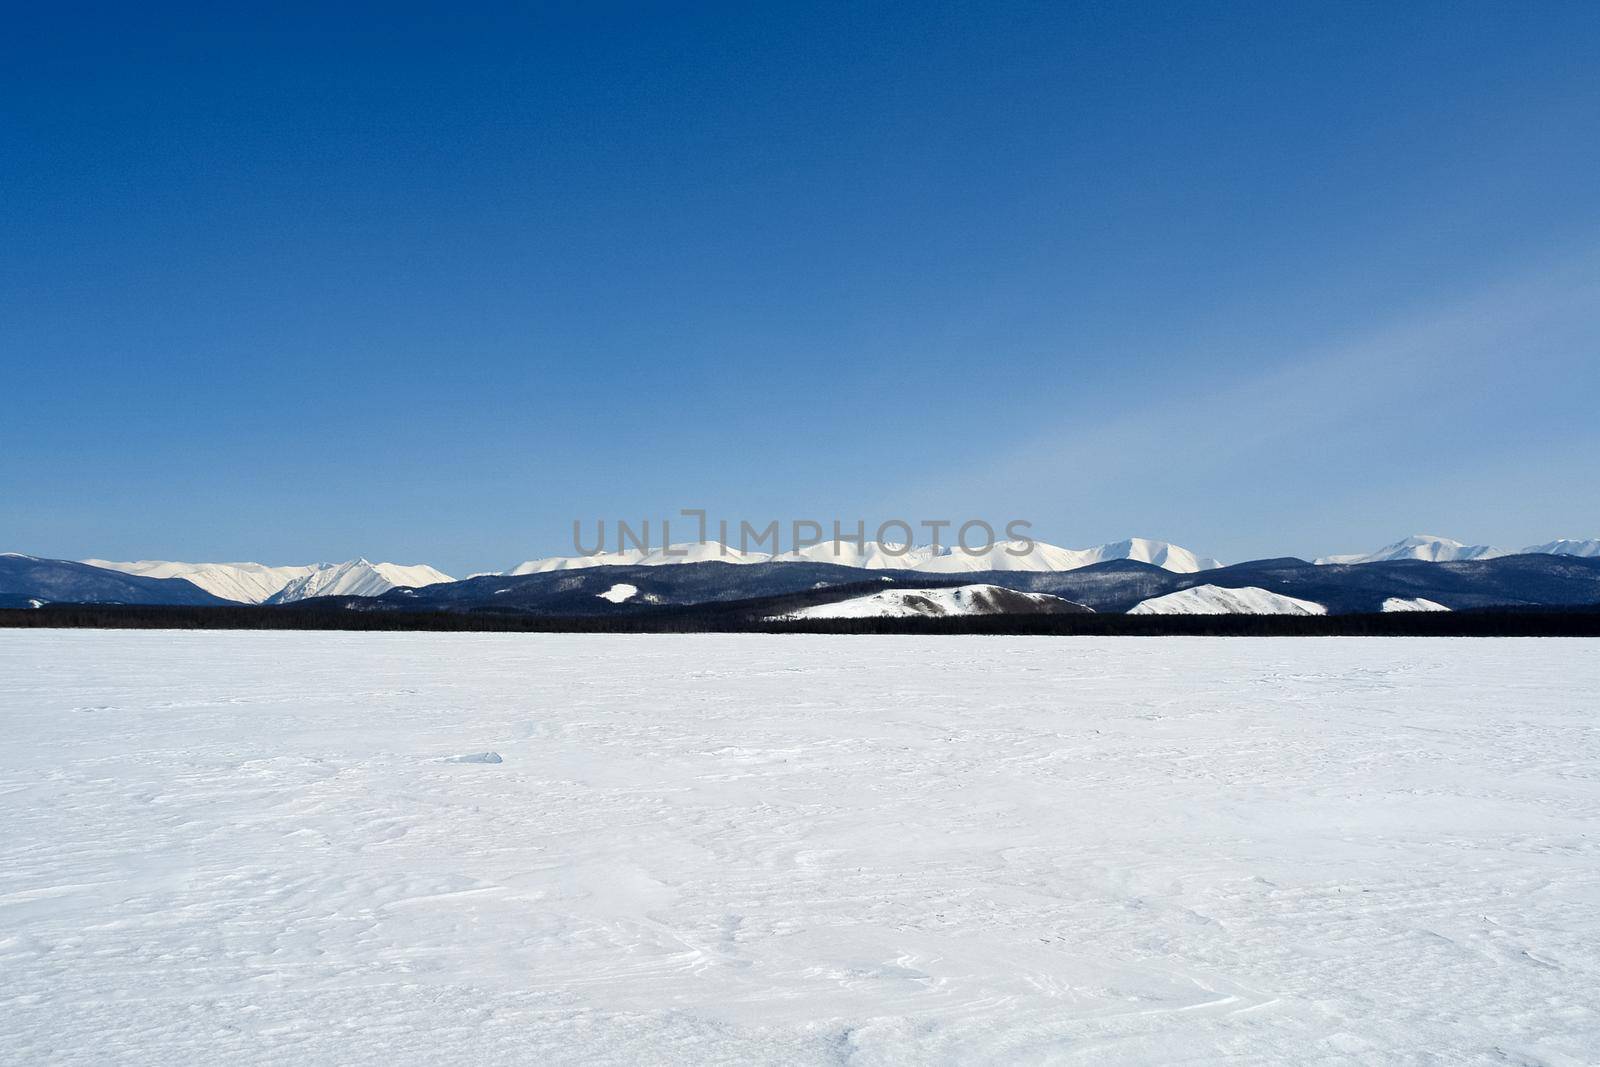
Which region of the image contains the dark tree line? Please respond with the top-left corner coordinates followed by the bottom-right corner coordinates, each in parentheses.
top-left (3, 603), bottom-right (1599, 637)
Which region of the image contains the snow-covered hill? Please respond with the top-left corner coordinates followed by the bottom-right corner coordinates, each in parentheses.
top-left (771, 584), bottom-right (1088, 620)
top-left (1382, 597), bottom-right (1450, 612)
top-left (84, 560), bottom-right (322, 604)
top-left (1129, 585), bottom-right (1327, 615)
top-left (266, 560), bottom-right (453, 604)
top-left (512, 537), bottom-right (1221, 576)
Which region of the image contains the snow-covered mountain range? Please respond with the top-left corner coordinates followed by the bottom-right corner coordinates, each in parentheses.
top-left (84, 558), bottom-right (452, 604)
top-left (4, 531), bottom-right (1591, 616)
top-left (85, 560), bottom-right (324, 604)
top-left (1316, 534), bottom-right (1600, 565)
top-left (86, 534), bottom-right (1593, 604)
top-left (1523, 538), bottom-right (1600, 559)
top-left (264, 560), bottom-right (453, 604)
top-left (509, 537), bottom-right (1222, 576)
top-left (2, 553), bottom-right (232, 607)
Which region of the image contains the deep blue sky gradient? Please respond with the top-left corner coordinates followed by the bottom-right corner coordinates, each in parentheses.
top-left (4, 2), bottom-right (1599, 573)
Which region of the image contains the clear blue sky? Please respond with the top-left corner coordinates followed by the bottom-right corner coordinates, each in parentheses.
top-left (4, 2), bottom-right (1598, 575)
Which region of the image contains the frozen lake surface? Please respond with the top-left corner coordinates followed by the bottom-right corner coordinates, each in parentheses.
top-left (2, 632), bottom-right (1598, 1065)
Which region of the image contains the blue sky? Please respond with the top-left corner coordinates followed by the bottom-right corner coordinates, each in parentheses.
top-left (4, 2), bottom-right (1598, 575)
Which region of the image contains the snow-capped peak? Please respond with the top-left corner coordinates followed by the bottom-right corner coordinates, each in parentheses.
top-left (265, 560), bottom-right (454, 604)
top-left (1315, 534), bottom-right (1509, 566)
top-left (1318, 535), bottom-right (1600, 565)
top-left (1522, 538), bottom-right (1600, 559)
top-left (84, 559), bottom-right (324, 604)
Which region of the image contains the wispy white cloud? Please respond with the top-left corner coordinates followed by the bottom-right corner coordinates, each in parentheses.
top-left (885, 251), bottom-right (1600, 558)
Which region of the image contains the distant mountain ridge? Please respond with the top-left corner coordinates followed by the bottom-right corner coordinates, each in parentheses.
top-left (4, 533), bottom-right (1598, 616)
top-left (1316, 534), bottom-right (1600, 565)
top-left (341, 553), bottom-right (1600, 617)
top-left (1, 554), bottom-right (232, 607)
top-left (83, 558), bottom-right (452, 604)
top-left (265, 560), bottom-right (452, 604)
top-left (1523, 538), bottom-right (1600, 559)
top-left (85, 559), bottom-right (323, 603)
top-left (508, 537), bottom-right (1222, 575)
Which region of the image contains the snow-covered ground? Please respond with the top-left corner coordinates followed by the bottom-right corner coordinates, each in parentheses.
top-left (2, 632), bottom-right (1598, 1065)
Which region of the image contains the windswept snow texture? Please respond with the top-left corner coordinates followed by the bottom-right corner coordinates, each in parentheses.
top-left (773, 584), bottom-right (1086, 619)
top-left (1129, 584), bottom-right (1327, 615)
top-left (3, 633), bottom-right (1599, 1065)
